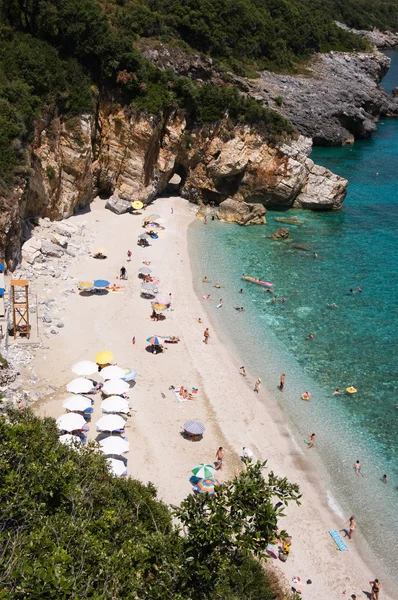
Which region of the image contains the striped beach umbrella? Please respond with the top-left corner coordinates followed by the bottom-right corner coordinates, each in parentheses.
top-left (183, 420), bottom-right (205, 435)
top-left (192, 464), bottom-right (216, 479)
top-left (197, 478), bottom-right (221, 494)
top-left (146, 336), bottom-right (161, 345)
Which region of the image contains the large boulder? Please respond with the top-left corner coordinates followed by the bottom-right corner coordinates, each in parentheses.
top-left (41, 242), bottom-right (64, 258)
top-left (218, 199), bottom-right (266, 225)
top-left (105, 195), bottom-right (131, 215)
top-left (293, 165), bottom-right (347, 210)
top-left (21, 238), bottom-right (42, 265)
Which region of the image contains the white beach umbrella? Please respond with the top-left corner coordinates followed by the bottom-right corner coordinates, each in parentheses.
top-left (100, 365), bottom-right (127, 380)
top-left (57, 413), bottom-right (86, 432)
top-left (96, 414), bottom-right (126, 432)
top-left (62, 395), bottom-right (92, 412)
top-left (72, 360), bottom-right (98, 377)
top-left (103, 379), bottom-right (129, 396)
top-left (101, 397), bottom-right (130, 414)
top-left (107, 458), bottom-right (128, 477)
top-left (66, 378), bottom-right (93, 394)
top-left (139, 267), bottom-right (152, 274)
top-left (99, 436), bottom-right (130, 455)
top-left (59, 434), bottom-right (82, 446)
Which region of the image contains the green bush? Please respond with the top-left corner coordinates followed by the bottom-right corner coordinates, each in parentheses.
top-left (46, 165), bottom-right (56, 180)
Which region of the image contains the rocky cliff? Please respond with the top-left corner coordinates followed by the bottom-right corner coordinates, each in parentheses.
top-left (234, 51), bottom-right (398, 145)
top-left (0, 104), bottom-right (347, 268)
top-left (336, 22), bottom-right (398, 49)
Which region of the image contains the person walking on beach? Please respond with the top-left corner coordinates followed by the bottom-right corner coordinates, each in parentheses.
top-left (240, 366), bottom-right (247, 377)
top-left (127, 250), bottom-right (132, 262)
top-left (307, 433), bottom-right (316, 448)
top-left (354, 460), bottom-right (363, 477)
top-left (369, 579), bottom-right (381, 600)
top-left (132, 336), bottom-right (135, 345)
top-left (254, 378), bottom-right (261, 393)
top-left (203, 328), bottom-right (210, 344)
top-left (120, 266), bottom-right (127, 280)
top-left (344, 515), bottom-right (355, 540)
top-left (280, 373), bottom-right (285, 391)
top-left (171, 207), bottom-right (173, 214)
top-left (215, 447), bottom-right (223, 470)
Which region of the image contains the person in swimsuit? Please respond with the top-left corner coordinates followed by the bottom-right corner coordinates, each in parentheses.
top-left (215, 447), bottom-right (223, 470)
top-left (307, 433), bottom-right (316, 448)
top-left (240, 366), bottom-right (247, 377)
top-left (354, 460), bottom-right (363, 476)
top-left (254, 378), bottom-right (261, 393)
top-left (382, 474), bottom-right (387, 483)
top-left (280, 373), bottom-right (285, 391)
top-left (203, 328), bottom-right (210, 344)
top-left (369, 579), bottom-right (380, 600)
top-left (348, 515), bottom-right (355, 540)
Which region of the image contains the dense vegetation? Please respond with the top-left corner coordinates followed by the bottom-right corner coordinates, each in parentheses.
top-left (0, 409), bottom-right (301, 598)
top-left (0, 0), bottom-right (396, 184)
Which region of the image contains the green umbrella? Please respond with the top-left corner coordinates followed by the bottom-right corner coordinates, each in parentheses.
top-left (192, 463), bottom-right (216, 479)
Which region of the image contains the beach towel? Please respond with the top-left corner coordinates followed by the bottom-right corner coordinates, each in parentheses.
top-left (172, 389), bottom-right (188, 403)
top-left (328, 530), bottom-right (348, 551)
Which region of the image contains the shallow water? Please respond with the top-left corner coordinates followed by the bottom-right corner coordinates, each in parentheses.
top-left (188, 52), bottom-right (398, 580)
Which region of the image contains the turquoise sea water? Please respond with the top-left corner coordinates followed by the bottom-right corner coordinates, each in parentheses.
top-left (189, 53), bottom-right (398, 580)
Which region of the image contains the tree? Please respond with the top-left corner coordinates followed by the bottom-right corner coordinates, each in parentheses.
top-left (173, 459), bottom-right (301, 597)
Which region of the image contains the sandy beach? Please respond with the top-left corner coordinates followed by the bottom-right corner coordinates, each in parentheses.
top-left (25, 196), bottom-right (392, 600)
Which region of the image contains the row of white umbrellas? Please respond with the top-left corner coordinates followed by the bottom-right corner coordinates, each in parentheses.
top-left (66, 377), bottom-right (129, 395)
top-left (57, 413), bottom-right (126, 432)
top-left (62, 395), bottom-right (130, 414)
top-left (71, 362), bottom-right (129, 380)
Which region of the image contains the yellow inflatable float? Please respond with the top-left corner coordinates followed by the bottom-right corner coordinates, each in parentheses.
top-left (301, 392), bottom-right (311, 401)
top-left (346, 386), bottom-right (357, 394)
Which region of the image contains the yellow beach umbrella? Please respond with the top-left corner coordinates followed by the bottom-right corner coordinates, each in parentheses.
top-left (79, 281), bottom-right (94, 288)
top-left (132, 200), bottom-right (144, 210)
top-left (96, 350), bottom-right (114, 365)
top-left (151, 302), bottom-right (169, 311)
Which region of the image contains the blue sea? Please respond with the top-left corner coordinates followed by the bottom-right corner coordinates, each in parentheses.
top-left (189, 52), bottom-right (398, 579)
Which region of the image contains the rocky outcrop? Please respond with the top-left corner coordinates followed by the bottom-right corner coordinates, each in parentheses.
top-left (234, 51), bottom-right (398, 145)
top-left (218, 199), bottom-right (266, 225)
top-left (271, 227), bottom-right (290, 240)
top-left (336, 22), bottom-right (398, 49)
top-left (1, 103), bottom-right (347, 267)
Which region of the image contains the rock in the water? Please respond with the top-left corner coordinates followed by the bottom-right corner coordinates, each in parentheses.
top-left (218, 199), bottom-right (266, 225)
top-left (393, 87), bottom-right (398, 97)
top-left (293, 165), bottom-right (347, 211)
top-left (271, 227), bottom-right (290, 240)
top-left (274, 216), bottom-right (306, 225)
top-left (105, 195), bottom-right (131, 215)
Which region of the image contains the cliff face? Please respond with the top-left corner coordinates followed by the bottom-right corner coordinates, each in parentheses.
top-left (0, 103), bottom-right (347, 268)
top-left (234, 51), bottom-right (398, 145)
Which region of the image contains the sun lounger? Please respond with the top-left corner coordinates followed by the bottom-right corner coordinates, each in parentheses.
top-left (328, 530), bottom-right (348, 551)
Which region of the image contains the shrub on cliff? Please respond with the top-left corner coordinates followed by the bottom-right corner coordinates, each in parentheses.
top-left (0, 409), bottom-right (301, 599)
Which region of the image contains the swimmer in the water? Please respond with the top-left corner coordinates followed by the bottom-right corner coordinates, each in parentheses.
top-left (332, 388), bottom-right (343, 396)
top-left (328, 303), bottom-right (338, 308)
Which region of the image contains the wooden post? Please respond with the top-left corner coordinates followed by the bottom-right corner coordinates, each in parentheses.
top-left (10, 280), bottom-right (30, 339)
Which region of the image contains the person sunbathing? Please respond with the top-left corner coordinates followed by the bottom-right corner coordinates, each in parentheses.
top-left (93, 252), bottom-right (106, 259)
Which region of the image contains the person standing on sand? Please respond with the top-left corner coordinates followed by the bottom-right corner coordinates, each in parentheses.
top-left (215, 447), bottom-right (223, 470)
top-left (127, 250), bottom-right (132, 262)
top-left (171, 207), bottom-right (173, 214)
top-left (307, 433), bottom-right (316, 448)
top-left (345, 515), bottom-right (355, 539)
top-left (280, 373), bottom-right (285, 391)
top-left (254, 378), bottom-right (261, 393)
top-left (203, 328), bottom-right (210, 344)
top-left (132, 336), bottom-right (135, 345)
top-left (120, 266), bottom-right (127, 280)
top-left (369, 579), bottom-right (381, 600)
top-left (240, 366), bottom-right (247, 377)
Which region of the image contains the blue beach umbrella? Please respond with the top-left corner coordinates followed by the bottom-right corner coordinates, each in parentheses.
top-left (94, 279), bottom-right (110, 288)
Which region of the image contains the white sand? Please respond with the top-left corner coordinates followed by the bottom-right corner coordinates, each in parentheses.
top-left (33, 197), bottom-right (392, 600)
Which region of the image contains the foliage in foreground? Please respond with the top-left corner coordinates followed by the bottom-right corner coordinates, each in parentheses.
top-left (0, 409), bottom-right (301, 599)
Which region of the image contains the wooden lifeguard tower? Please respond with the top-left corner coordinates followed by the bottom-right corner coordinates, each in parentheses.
top-left (10, 280), bottom-right (30, 339)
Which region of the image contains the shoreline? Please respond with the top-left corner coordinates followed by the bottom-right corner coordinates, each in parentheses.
top-left (7, 195), bottom-right (392, 599)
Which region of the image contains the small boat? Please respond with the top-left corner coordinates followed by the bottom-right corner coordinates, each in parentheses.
top-left (241, 275), bottom-right (273, 288)
top-left (346, 387), bottom-right (357, 394)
